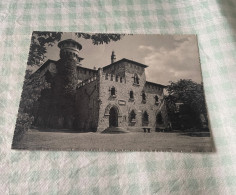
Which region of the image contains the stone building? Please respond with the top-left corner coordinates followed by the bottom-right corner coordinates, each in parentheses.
top-left (30, 39), bottom-right (169, 132)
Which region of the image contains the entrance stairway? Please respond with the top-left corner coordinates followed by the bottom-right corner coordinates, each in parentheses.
top-left (101, 126), bottom-right (130, 134)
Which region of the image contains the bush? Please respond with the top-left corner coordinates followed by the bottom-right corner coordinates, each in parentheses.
top-left (12, 113), bottom-right (34, 146)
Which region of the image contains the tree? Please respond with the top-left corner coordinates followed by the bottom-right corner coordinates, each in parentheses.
top-left (27, 31), bottom-right (125, 67)
top-left (28, 32), bottom-right (63, 66)
top-left (12, 71), bottom-right (51, 146)
top-left (165, 79), bottom-right (208, 130)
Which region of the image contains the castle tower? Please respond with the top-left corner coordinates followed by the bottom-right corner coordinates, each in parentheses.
top-left (57, 39), bottom-right (83, 96)
top-left (54, 39), bottom-right (84, 128)
top-left (111, 51), bottom-right (116, 63)
top-left (58, 39), bottom-right (84, 64)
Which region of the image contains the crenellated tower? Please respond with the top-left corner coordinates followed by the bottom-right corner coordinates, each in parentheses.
top-left (54, 39), bottom-right (84, 128)
top-left (58, 39), bottom-right (84, 64)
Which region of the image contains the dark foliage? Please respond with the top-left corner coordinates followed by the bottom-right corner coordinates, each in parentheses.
top-left (27, 31), bottom-right (124, 67)
top-left (75, 33), bottom-right (124, 45)
top-left (12, 72), bottom-right (51, 146)
top-left (165, 79), bottom-right (208, 130)
top-left (27, 31), bottom-right (63, 66)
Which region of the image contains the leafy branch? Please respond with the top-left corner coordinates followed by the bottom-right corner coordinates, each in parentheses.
top-left (27, 31), bottom-right (125, 67)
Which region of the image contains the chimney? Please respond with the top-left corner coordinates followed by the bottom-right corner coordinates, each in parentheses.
top-left (98, 67), bottom-right (103, 76)
top-left (111, 51), bottom-right (116, 64)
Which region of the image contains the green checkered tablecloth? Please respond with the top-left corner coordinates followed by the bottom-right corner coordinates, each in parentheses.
top-left (0, 0), bottom-right (235, 194)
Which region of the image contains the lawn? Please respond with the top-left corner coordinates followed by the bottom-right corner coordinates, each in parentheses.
top-left (12, 129), bottom-right (214, 152)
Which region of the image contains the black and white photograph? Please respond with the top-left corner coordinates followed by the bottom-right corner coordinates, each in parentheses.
top-left (12, 32), bottom-right (214, 152)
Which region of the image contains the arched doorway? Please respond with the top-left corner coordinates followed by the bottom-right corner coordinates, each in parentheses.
top-left (109, 107), bottom-right (118, 127)
top-left (156, 113), bottom-right (163, 125)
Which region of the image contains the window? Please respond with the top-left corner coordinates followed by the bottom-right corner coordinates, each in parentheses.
top-left (142, 92), bottom-right (146, 102)
top-left (120, 77), bottom-right (123, 83)
top-left (111, 74), bottom-right (113, 81)
top-left (142, 111), bottom-right (149, 126)
top-left (130, 90), bottom-right (134, 99)
top-left (175, 103), bottom-right (183, 113)
top-left (157, 113), bottom-right (163, 124)
top-left (133, 74), bottom-right (139, 85)
top-left (129, 110), bottom-right (136, 125)
top-left (116, 75), bottom-right (119, 82)
top-left (155, 95), bottom-right (159, 105)
top-left (105, 73), bottom-right (108, 80)
top-left (110, 87), bottom-right (116, 96)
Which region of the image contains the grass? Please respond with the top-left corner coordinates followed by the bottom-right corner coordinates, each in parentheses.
top-left (12, 128), bottom-right (214, 152)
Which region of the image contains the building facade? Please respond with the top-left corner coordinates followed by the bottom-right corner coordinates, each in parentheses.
top-left (30, 39), bottom-right (169, 132)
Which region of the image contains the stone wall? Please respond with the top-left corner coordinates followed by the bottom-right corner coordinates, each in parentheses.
top-left (103, 61), bottom-right (126, 77)
top-left (144, 83), bottom-right (164, 96)
top-left (97, 70), bottom-right (128, 131)
top-left (75, 77), bottom-right (99, 131)
top-left (97, 62), bottom-right (169, 132)
top-left (77, 66), bottom-right (97, 82)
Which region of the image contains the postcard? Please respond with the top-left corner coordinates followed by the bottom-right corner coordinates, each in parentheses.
top-left (12, 32), bottom-right (214, 152)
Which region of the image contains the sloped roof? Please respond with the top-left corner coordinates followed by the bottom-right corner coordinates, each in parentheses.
top-left (76, 65), bottom-right (98, 73)
top-left (146, 81), bottom-right (166, 88)
top-left (103, 58), bottom-right (148, 69)
top-left (28, 59), bottom-right (56, 79)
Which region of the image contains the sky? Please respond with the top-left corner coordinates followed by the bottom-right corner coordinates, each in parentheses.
top-left (38, 33), bottom-right (203, 85)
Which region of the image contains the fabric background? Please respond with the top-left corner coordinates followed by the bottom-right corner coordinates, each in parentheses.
top-left (0, 0), bottom-right (236, 194)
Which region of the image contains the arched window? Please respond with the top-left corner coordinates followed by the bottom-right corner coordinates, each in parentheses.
top-left (129, 110), bottom-right (136, 125)
top-left (130, 90), bottom-right (134, 99)
top-left (133, 74), bottom-right (139, 85)
top-left (111, 87), bottom-right (116, 96)
top-left (142, 92), bottom-right (146, 102)
top-left (155, 95), bottom-right (159, 104)
top-left (155, 96), bottom-right (159, 102)
top-left (142, 111), bottom-right (149, 126)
